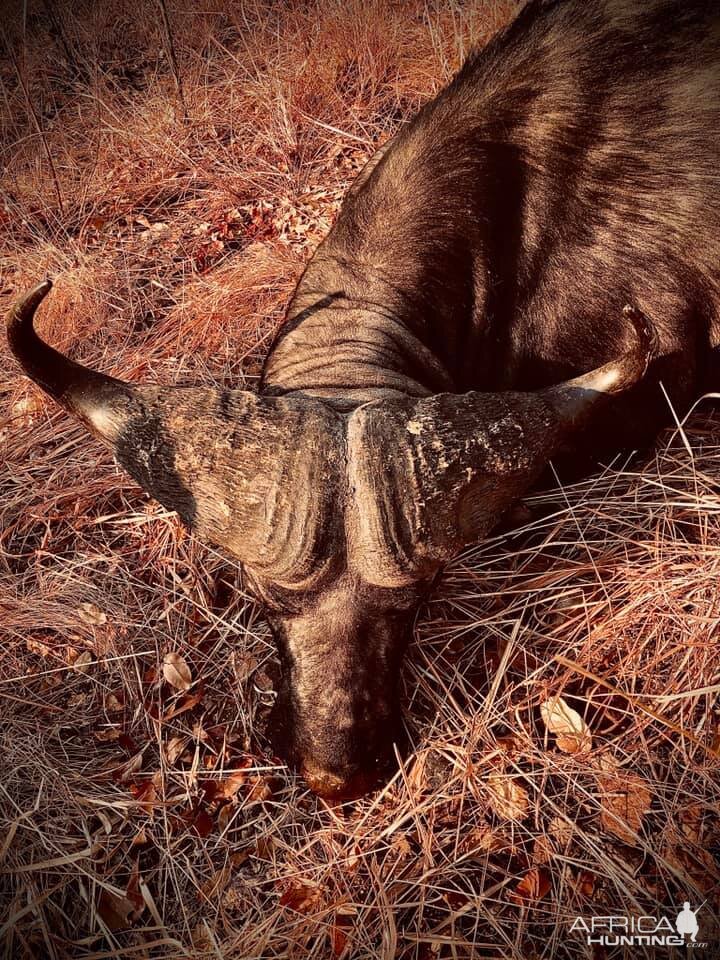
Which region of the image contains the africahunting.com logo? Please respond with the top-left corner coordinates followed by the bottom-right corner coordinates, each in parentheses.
top-left (570, 902), bottom-right (710, 948)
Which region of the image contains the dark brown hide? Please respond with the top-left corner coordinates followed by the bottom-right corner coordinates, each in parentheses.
top-left (8, 0), bottom-right (720, 798)
top-left (7, 282), bottom-right (649, 797)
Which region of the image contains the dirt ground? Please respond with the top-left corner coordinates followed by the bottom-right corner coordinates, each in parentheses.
top-left (1, 1), bottom-right (719, 958)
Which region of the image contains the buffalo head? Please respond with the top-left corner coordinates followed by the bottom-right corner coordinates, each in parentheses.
top-left (7, 281), bottom-right (651, 799)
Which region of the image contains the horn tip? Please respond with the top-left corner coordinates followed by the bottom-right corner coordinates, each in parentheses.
top-left (6, 279), bottom-right (55, 366)
top-left (622, 304), bottom-right (656, 365)
top-left (7, 278), bottom-right (54, 335)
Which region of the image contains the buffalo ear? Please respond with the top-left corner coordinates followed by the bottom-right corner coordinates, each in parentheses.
top-left (354, 306), bottom-right (654, 566)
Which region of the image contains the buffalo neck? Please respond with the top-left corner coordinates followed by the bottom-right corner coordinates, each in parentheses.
top-left (260, 261), bottom-right (458, 402)
top-left (260, 89), bottom-right (525, 401)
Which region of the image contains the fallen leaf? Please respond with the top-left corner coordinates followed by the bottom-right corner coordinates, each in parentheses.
top-left (331, 920), bottom-right (349, 957)
top-left (199, 865), bottom-right (231, 902)
top-left (202, 761), bottom-right (253, 804)
top-left (459, 825), bottom-right (507, 855)
top-left (217, 804), bottom-right (233, 831)
top-left (118, 733), bottom-right (139, 754)
top-left (540, 695), bottom-right (592, 754)
top-left (577, 870), bottom-right (596, 897)
top-left (12, 394), bottom-right (42, 424)
top-left (78, 602), bottom-right (107, 626)
top-left (406, 751), bottom-right (429, 792)
top-left (532, 833), bottom-right (555, 865)
top-left (661, 817), bottom-right (719, 894)
top-left (105, 692), bottom-right (123, 712)
top-left (280, 880), bottom-right (322, 914)
top-left (487, 774), bottom-right (529, 822)
top-left (191, 808), bottom-right (214, 838)
top-left (233, 653), bottom-right (258, 682)
top-left (165, 736), bottom-right (187, 765)
top-left (548, 816), bottom-right (574, 848)
top-left (391, 833), bottom-right (413, 861)
top-left (97, 890), bottom-right (136, 930)
top-left (94, 727), bottom-right (121, 742)
top-left (142, 666), bottom-right (158, 684)
top-left (679, 805), bottom-right (703, 842)
top-left (118, 752), bottom-right (143, 783)
top-left (445, 890), bottom-right (469, 909)
top-left (128, 780), bottom-right (158, 816)
top-left (246, 775), bottom-right (273, 802)
top-left (597, 755), bottom-right (652, 844)
top-left (253, 670), bottom-right (274, 693)
top-left (162, 652), bottom-right (192, 692)
top-left (125, 860), bottom-right (145, 915)
top-left (66, 692), bottom-right (89, 707)
top-left (73, 650), bottom-right (94, 674)
top-left (496, 734), bottom-right (522, 755)
top-left (510, 867), bottom-right (551, 903)
top-left (255, 837), bottom-right (274, 860)
top-left (26, 637), bottom-right (53, 657)
top-left (163, 686), bottom-right (204, 720)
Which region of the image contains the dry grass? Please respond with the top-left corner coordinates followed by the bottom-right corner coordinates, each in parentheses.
top-left (1, 1), bottom-right (719, 958)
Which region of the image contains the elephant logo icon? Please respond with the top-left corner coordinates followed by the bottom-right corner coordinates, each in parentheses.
top-left (676, 903), bottom-right (700, 943)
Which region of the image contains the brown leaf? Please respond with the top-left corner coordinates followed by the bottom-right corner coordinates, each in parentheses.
top-left (202, 761), bottom-right (253, 803)
top-left (253, 670), bottom-right (274, 693)
top-left (679, 805), bottom-right (703, 842)
top-left (532, 834), bottom-right (555, 865)
top-left (510, 867), bottom-right (551, 904)
top-left (540, 695), bottom-right (592, 754)
top-left (444, 890), bottom-right (469, 909)
top-left (577, 870), bottom-right (596, 897)
top-left (26, 637), bottom-right (53, 658)
top-left (105, 692), bottom-right (123, 712)
top-left (391, 834), bottom-right (413, 861)
top-left (486, 774), bottom-right (529, 822)
top-left (118, 733), bottom-right (139, 754)
top-left (217, 804), bottom-right (233, 832)
top-left (459, 825), bottom-right (507, 856)
top-left (246, 775), bottom-right (273, 802)
top-left (162, 652), bottom-right (192, 691)
top-left (191, 808), bottom-right (214, 838)
top-left (128, 780), bottom-right (159, 816)
top-left (94, 727), bottom-right (121, 742)
top-left (279, 880), bottom-right (322, 914)
top-left (163, 686), bottom-right (204, 721)
top-left (331, 921), bottom-right (349, 958)
top-left (66, 691), bottom-right (89, 707)
top-left (233, 652), bottom-right (258, 682)
top-left (406, 751), bottom-right (430, 792)
top-left (597, 755), bottom-right (652, 844)
top-left (118, 752), bottom-right (143, 783)
top-left (78, 602), bottom-right (107, 626)
top-left (199, 866), bottom-right (231, 902)
top-left (165, 736), bottom-right (187, 765)
top-left (97, 890), bottom-right (136, 931)
top-left (125, 860), bottom-right (145, 914)
top-left (548, 816), bottom-right (574, 848)
top-left (73, 650), bottom-right (94, 674)
top-left (662, 822), bottom-right (719, 893)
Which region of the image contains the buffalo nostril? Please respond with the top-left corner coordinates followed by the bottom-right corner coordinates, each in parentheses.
top-left (301, 760), bottom-right (381, 802)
